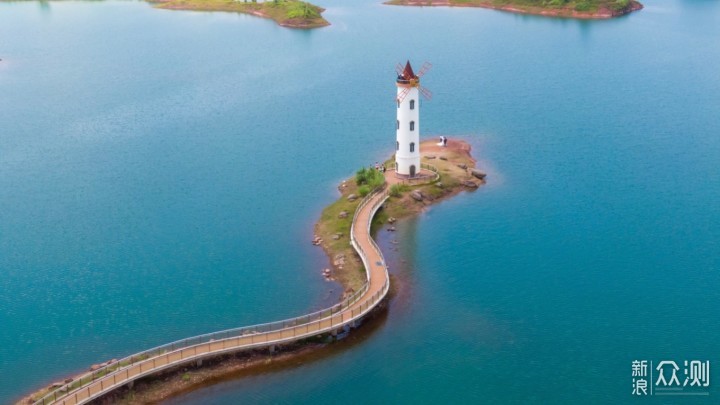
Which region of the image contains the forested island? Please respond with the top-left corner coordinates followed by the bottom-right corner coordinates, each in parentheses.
top-left (151, 0), bottom-right (328, 28)
top-left (385, 0), bottom-right (643, 19)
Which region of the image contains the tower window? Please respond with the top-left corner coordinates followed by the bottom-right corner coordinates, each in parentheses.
top-left (396, 141), bottom-right (399, 151)
top-left (409, 121), bottom-right (415, 131)
top-left (397, 120), bottom-right (399, 130)
top-left (410, 100), bottom-right (415, 110)
top-left (410, 142), bottom-right (415, 152)
top-left (397, 100), bottom-right (400, 109)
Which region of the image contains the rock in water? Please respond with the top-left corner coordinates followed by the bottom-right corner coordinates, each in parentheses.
top-left (470, 169), bottom-right (487, 180)
top-left (463, 180), bottom-right (479, 188)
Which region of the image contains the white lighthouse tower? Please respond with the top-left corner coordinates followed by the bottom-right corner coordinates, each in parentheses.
top-left (395, 61), bottom-right (431, 177)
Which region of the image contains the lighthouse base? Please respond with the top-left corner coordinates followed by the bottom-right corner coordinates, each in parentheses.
top-left (395, 157), bottom-right (420, 178)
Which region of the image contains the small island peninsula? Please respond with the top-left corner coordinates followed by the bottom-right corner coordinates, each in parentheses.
top-left (150, 0), bottom-right (329, 28)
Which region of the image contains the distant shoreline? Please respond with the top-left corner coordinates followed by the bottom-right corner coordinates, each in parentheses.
top-left (384, 0), bottom-right (643, 20)
top-left (0, 0), bottom-right (330, 29)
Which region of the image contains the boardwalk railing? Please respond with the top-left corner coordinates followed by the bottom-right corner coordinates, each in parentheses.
top-left (349, 184), bottom-right (388, 283)
top-left (35, 185), bottom-right (392, 405)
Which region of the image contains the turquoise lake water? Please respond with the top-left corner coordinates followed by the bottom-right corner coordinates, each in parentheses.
top-left (1, 0), bottom-right (719, 403)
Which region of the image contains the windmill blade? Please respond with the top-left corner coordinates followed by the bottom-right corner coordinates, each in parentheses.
top-left (395, 63), bottom-right (405, 77)
top-left (417, 62), bottom-right (433, 77)
top-left (419, 86), bottom-right (433, 101)
top-left (396, 87), bottom-right (411, 103)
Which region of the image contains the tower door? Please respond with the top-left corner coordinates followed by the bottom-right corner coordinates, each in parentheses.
top-left (409, 165), bottom-right (416, 177)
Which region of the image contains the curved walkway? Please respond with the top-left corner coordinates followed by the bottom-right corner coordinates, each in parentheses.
top-left (36, 184), bottom-right (392, 405)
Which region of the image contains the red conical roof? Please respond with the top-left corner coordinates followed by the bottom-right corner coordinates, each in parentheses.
top-left (401, 61), bottom-right (416, 80)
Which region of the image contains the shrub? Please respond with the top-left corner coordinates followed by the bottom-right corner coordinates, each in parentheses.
top-left (355, 168), bottom-right (368, 186)
top-left (612, 0), bottom-right (630, 11)
top-left (367, 172), bottom-right (384, 189)
top-left (356, 167), bottom-right (385, 189)
top-left (389, 184), bottom-right (410, 198)
top-left (575, 1), bottom-right (591, 11)
top-left (358, 185), bottom-right (371, 197)
top-left (286, 1), bottom-right (320, 19)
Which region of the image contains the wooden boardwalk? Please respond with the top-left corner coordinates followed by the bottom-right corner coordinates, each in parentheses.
top-left (36, 186), bottom-right (392, 405)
